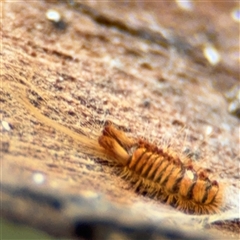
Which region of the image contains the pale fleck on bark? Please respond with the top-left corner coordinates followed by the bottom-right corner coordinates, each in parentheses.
top-left (1, 1), bottom-right (239, 239)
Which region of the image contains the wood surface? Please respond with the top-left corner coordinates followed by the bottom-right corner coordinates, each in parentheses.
top-left (1, 1), bottom-right (239, 239)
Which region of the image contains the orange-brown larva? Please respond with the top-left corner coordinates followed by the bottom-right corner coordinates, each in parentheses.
top-left (98, 121), bottom-right (224, 215)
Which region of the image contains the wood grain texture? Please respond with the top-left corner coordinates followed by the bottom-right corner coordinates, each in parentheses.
top-left (1, 0), bottom-right (239, 239)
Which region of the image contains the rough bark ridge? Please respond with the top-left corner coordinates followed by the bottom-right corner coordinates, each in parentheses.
top-left (1, 1), bottom-right (239, 239)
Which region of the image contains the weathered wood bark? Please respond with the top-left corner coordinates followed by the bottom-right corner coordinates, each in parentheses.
top-left (1, 1), bottom-right (239, 239)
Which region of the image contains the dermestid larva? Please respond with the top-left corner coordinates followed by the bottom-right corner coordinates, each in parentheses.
top-left (98, 121), bottom-right (224, 215)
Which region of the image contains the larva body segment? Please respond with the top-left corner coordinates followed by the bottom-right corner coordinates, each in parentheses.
top-left (98, 122), bottom-right (224, 215)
